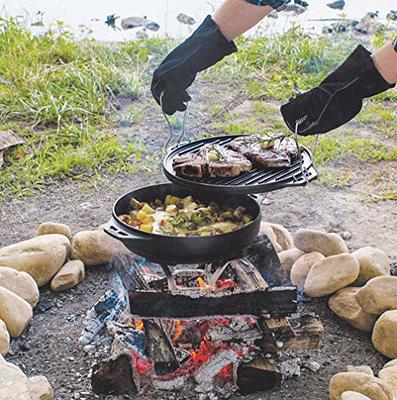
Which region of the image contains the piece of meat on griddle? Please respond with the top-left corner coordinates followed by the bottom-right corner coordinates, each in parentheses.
top-left (227, 136), bottom-right (299, 168)
top-left (173, 153), bottom-right (207, 179)
top-left (173, 145), bottom-right (252, 179)
top-left (201, 146), bottom-right (252, 178)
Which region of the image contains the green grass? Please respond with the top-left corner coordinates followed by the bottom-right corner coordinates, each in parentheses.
top-left (207, 24), bottom-right (360, 101)
top-left (1, 18), bottom-right (396, 199)
top-left (356, 102), bottom-right (397, 136)
top-left (0, 18), bottom-right (168, 199)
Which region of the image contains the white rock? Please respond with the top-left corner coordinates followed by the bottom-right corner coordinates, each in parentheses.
top-left (329, 372), bottom-right (393, 400)
top-left (294, 229), bottom-right (348, 256)
top-left (0, 266), bottom-right (39, 308)
top-left (71, 230), bottom-right (130, 266)
top-left (51, 260), bottom-right (85, 292)
top-left (261, 222), bottom-right (294, 251)
top-left (0, 319), bottom-right (10, 355)
top-left (0, 356), bottom-right (26, 386)
top-left (379, 365), bottom-right (397, 398)
top-left (383, 359), bottom-right (397, 370)
top-left (305, 254), bottom-right (360, 297)
top-left (27, 375), bottom-right (54, 399)
top-left (341, 392), bottom-right (371, 400)
top-left (346, 365), bottom-right (374, 376)
top-left (372, 310), bottom-right (397, 359)
top-left (290, 252), bottom-right (325, 290)
top-left (278, 248), bottom-right (305, 279)
top-left (0, 234), bottom-right (71, 287)
top-left (259, 222), bottom-right (282, 252)
top-left (356, 276), bottom-right (397, 315)
top-left (0, 368), bottom-right (53, 399)
top-left (353, 247), bottom-right (391, 285)
top-left (0, 286), bottom-right (33, 337)
top-left (37, 222), bottom-right (72, 241)
top-left (329, 287), bottom-right (377, 332)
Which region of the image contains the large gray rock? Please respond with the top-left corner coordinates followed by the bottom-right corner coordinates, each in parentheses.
top-left (0, 235), bottom-right (71, 286)
top-left (356, 276), bottom-right (397, 315)
top-left (0, 266), bottom-right (39, 308)
top-left (71, 230), bottom-right (130, 266)
top-left (305, 254), bottom-right (360, 297)
top-left (353, 246), bottom-right (390, 285)
top-left (294, 229), bottom-right (348, 256)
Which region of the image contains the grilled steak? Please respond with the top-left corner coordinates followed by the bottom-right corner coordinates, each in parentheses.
top-left (202, 146), bottom-right (252, 177)
top-left (173, 145), bottom-right (252, 179)
top-left (173, 153), bottom-right (207, 179)
top-left (228, 136), bottom-right (299, 168)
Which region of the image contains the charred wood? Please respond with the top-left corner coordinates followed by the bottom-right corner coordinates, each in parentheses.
top-left (237, 358), bottom-right (282, 394)
top-left (143, 320), bottom-right (179, 376)
top-left (259, 314), bottom-right (324, 353)
top-left (91, 334), bottom-right (137, 395)
top-left (129, 287), bottom-right (297, 319)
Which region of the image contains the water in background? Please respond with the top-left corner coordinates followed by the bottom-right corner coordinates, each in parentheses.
top-left (1, 0), bottom-right (396, 40)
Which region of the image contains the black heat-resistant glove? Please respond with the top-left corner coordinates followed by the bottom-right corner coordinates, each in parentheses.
top-left (151, 16), bottom-right (237, 115)
top-left (280, 45), bottom-right (395, 135)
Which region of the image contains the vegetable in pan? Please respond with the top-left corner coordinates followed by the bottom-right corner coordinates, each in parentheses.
top-left (118, 195), bottom-right (253, 236)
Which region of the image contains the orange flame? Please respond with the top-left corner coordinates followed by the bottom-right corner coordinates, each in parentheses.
top-left (173, 320), bottom-right (183, 343)
top-left (197, 277), bottom-right (207, 293)
top-left (136, 320), bottom-right (144, 330)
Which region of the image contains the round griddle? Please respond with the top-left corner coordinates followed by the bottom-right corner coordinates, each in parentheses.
top-left (163, 135), bottom-right (318, 195)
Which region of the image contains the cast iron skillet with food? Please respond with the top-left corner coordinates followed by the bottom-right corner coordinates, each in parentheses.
top-left (104, 183), bottom-right (261, 265)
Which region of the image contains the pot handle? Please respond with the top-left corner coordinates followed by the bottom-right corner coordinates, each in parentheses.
top-left (104, 217), bottom-right (150, 241)
top-left (249, 194), bottom-right (263, 204)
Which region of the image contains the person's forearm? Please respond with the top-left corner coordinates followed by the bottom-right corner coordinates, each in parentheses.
top-left (372, 41), bottom-right (397, 84)
top-left (213, 0), bottom-right (272, 41)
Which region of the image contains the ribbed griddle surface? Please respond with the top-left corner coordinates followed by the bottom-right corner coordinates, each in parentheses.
top-left (163, 135), bottom-right (318, 194)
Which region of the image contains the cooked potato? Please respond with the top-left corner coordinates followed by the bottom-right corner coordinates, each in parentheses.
top-left (141, 204), bottom-right (155, 214)
top-left (166, 204), bottom-right (177, 214)
top-left (140, 224), bottom-right (153, 233)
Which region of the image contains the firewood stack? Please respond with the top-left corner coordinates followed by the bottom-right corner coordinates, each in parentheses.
top-left (90, 236), bottom-right (324, 397)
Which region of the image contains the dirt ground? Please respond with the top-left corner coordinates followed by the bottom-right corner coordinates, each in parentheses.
top-left (1, 174), bottom-right (395, 400)
top-left (0, 85), bottom-right (396, 399)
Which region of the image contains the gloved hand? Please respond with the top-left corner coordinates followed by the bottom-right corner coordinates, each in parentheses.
top-left (151, 16), bottom-right (237, 115)
top-left (280, 45), bottom-right (395, 135)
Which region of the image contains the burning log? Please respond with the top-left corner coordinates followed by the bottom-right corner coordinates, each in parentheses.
top-left (143, 320), bottom-right (179, 376)
top-left (193, 349), bottom-right (238, 385)
top-left (237, 358), bottom-right (282, 394)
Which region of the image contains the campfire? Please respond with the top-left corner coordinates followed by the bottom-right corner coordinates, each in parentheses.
top-left (86, 236), bottom-right (324, 397)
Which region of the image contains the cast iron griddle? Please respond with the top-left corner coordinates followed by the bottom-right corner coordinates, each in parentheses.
top-left (163, 135), bottom-right (318, 194)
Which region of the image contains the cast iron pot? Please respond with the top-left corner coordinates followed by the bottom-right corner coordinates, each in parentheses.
top-left (104, 183), bottom-right (261, 265)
